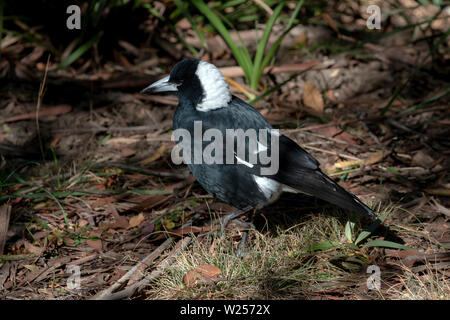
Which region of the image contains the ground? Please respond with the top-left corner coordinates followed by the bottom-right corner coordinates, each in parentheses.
top-left (0, 0), bottom-right (449, 300)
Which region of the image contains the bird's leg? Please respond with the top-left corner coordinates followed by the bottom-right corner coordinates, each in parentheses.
top-left (219, 206), bottom-right (253, 237)
top-left (232, 209), bottom-right (257, 256)
top-left (237, 231), bottom-right (249, 257)
top-left (233, 219), bottom-right (256, 257)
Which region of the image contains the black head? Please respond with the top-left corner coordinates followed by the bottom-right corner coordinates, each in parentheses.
top-left (141, 58), bottom-right (231, 111)
top-left (168, 58), bottom-right (204, 106)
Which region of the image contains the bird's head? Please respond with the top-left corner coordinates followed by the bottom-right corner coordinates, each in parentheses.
top-left (141, 58), bottom-right (231, 111)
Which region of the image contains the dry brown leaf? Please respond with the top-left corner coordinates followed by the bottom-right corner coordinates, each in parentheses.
top-left (138, 144), bottom-right (167, 164)
top-left (302, 81), bottom-right (324, 114)
top-left (183, 270), bottom-right (199, 288)
top-left (86, 239), bottom-right (103, 251)
top-left (314, 125), bottom-right (357, 144)
top-left (327, 151), bottom-right (387, 172)
top-left (295, 31), bottom-right (308, 46)
top-left (411, 150), bottom-right (435, 169)
top-left (183, 264), bottom-right (222, 287)
top-left (120, 146), bottom-right (136, 158)
top-left (24, 240), bottom-right (44, 255)
top-left (321, 13), bottom-right (339, 34)
top-left (196, 264), bottom-right (222, 278)
top-left (129, 213), bottom-right (146, 228)
top-left (109, 204), bottom-right (129, 229)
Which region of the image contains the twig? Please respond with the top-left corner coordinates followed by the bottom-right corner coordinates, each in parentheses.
top-left (36, 54), bottom-right (51, 160)
top-left (0, 253), bottom-right (40, 261)
top-left (51, 122), bottom-right (170, 135)
top-left (0, 205), bottom-right (11, 255)
top-left (91, 238), bottom-right (173, 300)
top-left (220, 61), bottom-right (319, 78)
top-left (251, 0), bottom-right (273, 15)
top-left (93, 162), bottom-right (190, 179)
top-left (93, 237), bottom-right (192, 300)
top-left (302, 145), bottom-right (360, 161)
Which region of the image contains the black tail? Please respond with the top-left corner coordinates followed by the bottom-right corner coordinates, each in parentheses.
top-left (275, 168), bottom-right (377, 222)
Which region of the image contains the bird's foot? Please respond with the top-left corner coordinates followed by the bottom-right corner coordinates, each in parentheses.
top-left (219, 206), bottom-right (253, 237)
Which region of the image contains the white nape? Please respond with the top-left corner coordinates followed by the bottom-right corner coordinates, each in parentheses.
top-left (195, 61), bottom-right (232, 112)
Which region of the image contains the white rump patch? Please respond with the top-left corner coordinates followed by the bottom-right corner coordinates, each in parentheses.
top-left (252, 175), bottom-right (283, 203)
top-left (195, 61), bottom-right (232, 112)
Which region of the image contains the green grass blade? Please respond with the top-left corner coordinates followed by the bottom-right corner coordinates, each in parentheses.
top-left (251, 1), bottom-right (284, 89)
top-left (354, 210), bottom-right (390, 245)
top-left (55, 31), bottom-right (103, 70)
top-left (257, 0), bottom-right (304, 85)
top-left (43, 188), bottom-right (70, 228)
top-left (0, 0), bottom-right (3, 60)
top-left (192, 0), bottom-right (252, 81)
top-left (308, 240), bottom-right (340, 252)
top-left (345, 221), bottom-right (354, 242)
top-left (400, 86), bottom-right (450, 115)
top-left (173, 0), bottom-right (208, 49)
top-left (364, 240), bottom-right (415, 251)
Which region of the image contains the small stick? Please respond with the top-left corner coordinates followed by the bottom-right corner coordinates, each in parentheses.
top-left (302, 145), bottom-right (360, 161)
top-left (93, 162), bottom-right (190, 179)
top-left (51, 123), bottom-right (170, 135)
top-left (36, 54), bottom-right (51, 160)
top-left (0, 205), bottom-right (11, 255)
top-left (93, 237), bottom-right (192, 300)
top-left (91, 238), bottom-right (173, 300)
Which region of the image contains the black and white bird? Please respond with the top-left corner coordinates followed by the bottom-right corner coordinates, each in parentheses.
top-left (142, 58), bottom-right (378, 225)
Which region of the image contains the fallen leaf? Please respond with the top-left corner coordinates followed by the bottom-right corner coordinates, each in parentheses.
top-left (86, 239), bottom-right (103, 251)
top-left (140, 222), bottom-right (155, 234)
top-left (196, 264), bottom-right (222, 278)
top-left (295, 31), bottom-right (308, 46)
top-left (138, 144), bottom-right (167, 164)
top-left (108, 204), bottom-right (129, 229)
top-left (327, 151), bottom-right (387, 172)
top-left (411, 150), bottom-right (435, 169)
top-left (24, 240), bottom-right (44, 254)
top-left (303, 81), bottom-right (324, 114)
top-left (313, 125), bottom-right (357, 144)
top-left (321, 13), bottom-right (339, 33)
top-left (183, 264), bottom-right (222, 287)
top-left (120, 146), bottom-right (136, 158)
top-left (129, 213), bottom-right (146, 228)
top-left (183, 270), bottom-right (199, 288)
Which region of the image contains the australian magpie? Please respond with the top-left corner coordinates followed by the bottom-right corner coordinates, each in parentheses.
top-left (142, 58), bottom-right (378, 226)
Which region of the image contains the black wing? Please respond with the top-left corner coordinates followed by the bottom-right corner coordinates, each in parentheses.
top-left (228, 97), bottom-right (377, 221)
top-left (271, 135), bottom-right (377, 221)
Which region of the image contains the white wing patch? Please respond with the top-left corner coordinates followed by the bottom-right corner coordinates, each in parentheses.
top-left (236, 155), bottom-right (254, 168)
top-left (195, 61), bottom-right (232, 112)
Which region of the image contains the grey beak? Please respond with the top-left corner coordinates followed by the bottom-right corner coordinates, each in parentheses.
top-left (141, 75), bottom-right (178, 94)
